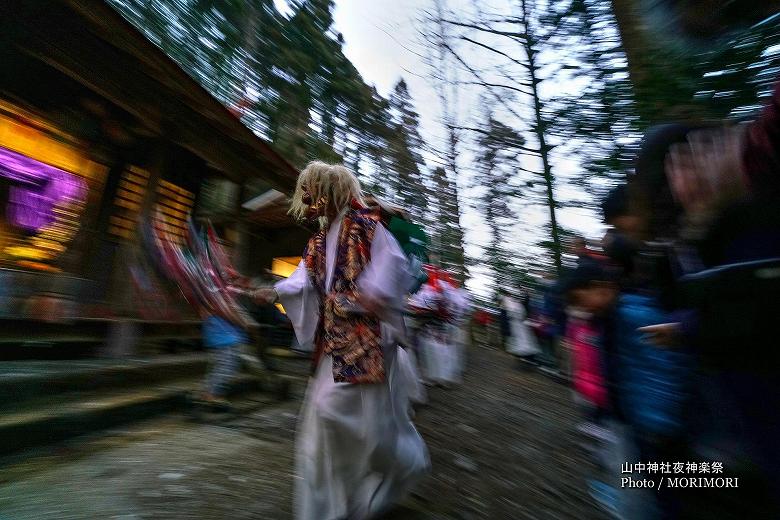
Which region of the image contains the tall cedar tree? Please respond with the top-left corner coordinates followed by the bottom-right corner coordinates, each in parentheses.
top-left (386, 80), bottom-right (429, 222)
top-left (473, 117), bottom-right (527, 293)
top-left (430, 167), bottom-right (466, 279)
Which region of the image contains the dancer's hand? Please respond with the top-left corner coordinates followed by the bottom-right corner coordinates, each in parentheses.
top-left (250, 287), bottom-right (277, 304)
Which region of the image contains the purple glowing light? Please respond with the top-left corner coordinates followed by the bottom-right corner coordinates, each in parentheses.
top-left (0, 146), bottom-right (87, 232)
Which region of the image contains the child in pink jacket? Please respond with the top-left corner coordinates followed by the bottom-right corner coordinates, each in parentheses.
top-left (564, 260), bottom-right (619, 429)
top-left (567, 309), bottom-right (608, 419)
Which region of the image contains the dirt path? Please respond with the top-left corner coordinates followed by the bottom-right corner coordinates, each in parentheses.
top-left (396, 345), bottom-right (607, 519)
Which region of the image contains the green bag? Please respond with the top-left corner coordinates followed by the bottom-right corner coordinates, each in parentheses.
top-left (388, 216), bottom-right (429, 293)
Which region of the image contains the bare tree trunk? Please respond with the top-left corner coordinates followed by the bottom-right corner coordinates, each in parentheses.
top-left (427, 0), bottom-right (564, 275)
top-left (428, 0), bottom-right (468, 283)
top-left (519, 0), bottom-right (562, 275)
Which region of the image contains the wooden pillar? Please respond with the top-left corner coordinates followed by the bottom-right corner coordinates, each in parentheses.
top-left (139, 141), bottom-right (166, 220)
top-left (102, 139), bottom-right (166, 357)
top-left (76, 159), bottom-right (125, 306)
top-left (232, 182), bottom-right (248, 274)
top-left (117, 139), bottom-right (165, 309)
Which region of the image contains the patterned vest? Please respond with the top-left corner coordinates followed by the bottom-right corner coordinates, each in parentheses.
top-left (303, 206), bottom-right (384, 384)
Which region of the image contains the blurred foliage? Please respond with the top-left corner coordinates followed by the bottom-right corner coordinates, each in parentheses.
top-left (544, 0), bottom-right (642, 195)
top-left (429, 166), bottom-right (465, 278)
top-left (611, 0), bottom-right (780, 123)
top-left (691, 16), bottom-right (780, 120)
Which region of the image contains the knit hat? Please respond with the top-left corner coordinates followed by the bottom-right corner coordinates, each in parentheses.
top-left (601, 184), bottom-right (629, 224)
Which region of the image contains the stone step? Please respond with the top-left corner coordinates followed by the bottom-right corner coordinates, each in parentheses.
top-left (265, 347), bottom-right (310, 359)
top-left (0, 354), bottom-right (209, 407)
top-left (0, 381), bottom-right (191, 455)
top-left (0, 372), bottom-right (287, 456)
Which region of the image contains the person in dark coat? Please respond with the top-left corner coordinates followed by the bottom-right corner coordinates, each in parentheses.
top-left (628, 115), bottom-right (780, 518)
top-left (498, 288), bottom-right (513, 350)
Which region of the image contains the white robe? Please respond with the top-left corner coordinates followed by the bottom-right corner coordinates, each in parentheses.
top-left (446, 286), bottom-right (471, 382)
top-left (396, 344), bottom-right (428, 408)
top-left (275, 212), bottom-right (430, 520)
top-left (410, 283), bottom-right (469, 385)
top-left (502, 295), bottom-right (540, 357)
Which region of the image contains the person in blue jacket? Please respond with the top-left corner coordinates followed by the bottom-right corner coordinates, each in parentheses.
top-left (201, 313), bottom-right (249, 406)
top-left (600, 181), bottom-right (694, 520)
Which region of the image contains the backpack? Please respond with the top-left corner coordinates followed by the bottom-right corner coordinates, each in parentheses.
top-left (387, 216), bottom-right (429, 293)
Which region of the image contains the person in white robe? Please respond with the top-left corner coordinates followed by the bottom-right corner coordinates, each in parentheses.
top-left (500, 291), bottom-right (541, 358)
top-left (409, 273), bottom-right (465, 387)
top-left (255, 162), bottom-right (429, 520)
top-left (444, 285), bottom-right (471, 383)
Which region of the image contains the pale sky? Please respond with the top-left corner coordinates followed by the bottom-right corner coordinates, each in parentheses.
top-left (332, 0), bottom-right (444, 143)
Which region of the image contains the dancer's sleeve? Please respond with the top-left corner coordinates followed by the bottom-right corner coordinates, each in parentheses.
top-left (275, 261), bottom-right (319, 352)
top-left (358, 224), bottom-right (411, 322)
top-left (408, 284), bottom-right (438, 312)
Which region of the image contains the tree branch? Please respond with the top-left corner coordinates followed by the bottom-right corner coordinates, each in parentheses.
top-left (441, 18), bottom-right (528, 41)
top-left (457, 80), bottom-right (532, 96)
top-left (459, 36), bottom-right (532, 70)
top-left (455, 126), bottom-right (541, 154)
top-left (441, 42), bottom-right (526, 123)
